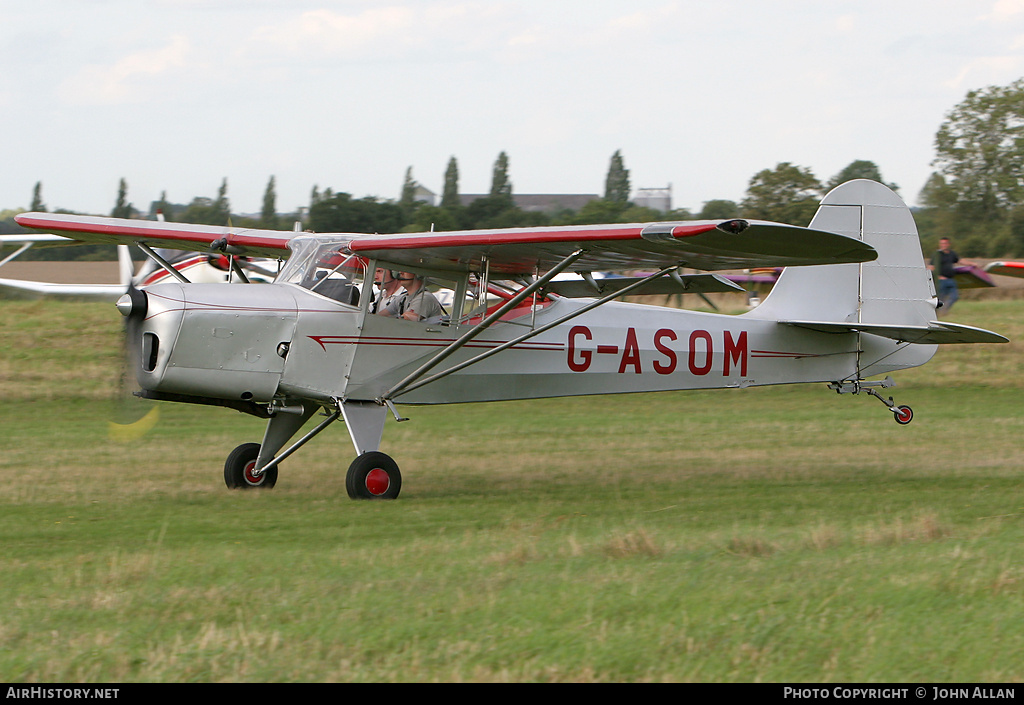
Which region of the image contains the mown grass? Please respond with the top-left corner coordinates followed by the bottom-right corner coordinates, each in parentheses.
top-left (0, 299), bottom-right (1022, 682)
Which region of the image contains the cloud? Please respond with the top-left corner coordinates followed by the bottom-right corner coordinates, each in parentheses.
top-left (945, 55), bottom-right (1024, 90)
top-left (247, 3), bottom-right (511, 63)
top-left (982, 0), bottom-right (1024, 20)
top-left (59, 35), bottom-right (192, 105)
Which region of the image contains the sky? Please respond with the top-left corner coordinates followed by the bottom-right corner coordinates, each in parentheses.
top-left (3, 0), bottom-right (1024, 218)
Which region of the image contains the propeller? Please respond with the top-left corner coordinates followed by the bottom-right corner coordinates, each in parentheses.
top-left (108, 247), bottom-right (159, 441)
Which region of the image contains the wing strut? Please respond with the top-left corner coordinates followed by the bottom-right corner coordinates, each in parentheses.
top-left (386, 264), bottom-right (680, 401)
top-left (383, 249), bottom-right (586, 401)
top-left (137, 243), bottom-right (191, 284)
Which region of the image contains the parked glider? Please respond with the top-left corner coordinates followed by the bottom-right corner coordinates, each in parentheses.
top-left (15, 180), bottom-right (1007, 499)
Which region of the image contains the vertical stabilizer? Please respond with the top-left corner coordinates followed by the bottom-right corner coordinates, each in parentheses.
top-left (747, 180), bottom-right (935, 326)
top-left (745, 180), bottom-right (938, 378)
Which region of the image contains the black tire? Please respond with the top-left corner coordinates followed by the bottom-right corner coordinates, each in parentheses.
top-left (224, 442), bottom-right (278, 489)
top-left (346, 452), bottom-right (401, 500)
top-left (894, 405), bottom-right (914, 425)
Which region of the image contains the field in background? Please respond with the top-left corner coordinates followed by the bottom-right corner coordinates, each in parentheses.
top-left (0, 299), bottom-right (1022, 682)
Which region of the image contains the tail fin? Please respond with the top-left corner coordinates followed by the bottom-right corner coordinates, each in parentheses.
top-left (748, 179), bottom-right (935, 326)
top-left (745, 180), bottom-right (1006, 378)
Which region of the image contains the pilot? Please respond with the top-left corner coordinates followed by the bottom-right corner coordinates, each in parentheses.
top-left (371, 268), bottom-right (406, 314)
top-left (381, 272), bottom-right (444, 322)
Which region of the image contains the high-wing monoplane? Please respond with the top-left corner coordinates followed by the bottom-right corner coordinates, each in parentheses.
top-left (15, 180), bottom-right (1008, 499)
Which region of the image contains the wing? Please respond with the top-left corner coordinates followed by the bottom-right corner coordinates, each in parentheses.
top-left (1, 233), bottom-right (82, 268)
top-left (985, 261), bottom-right (1024, 279)
top-left (15, 213), bottom-right (877, 276)
top-left (0, 242), bottom-right (134, 301)
top-left (953, 264), bottom-right (995, 289)
top-left (0, 277), bottom-right (126, 301)
top-left (348, 220), bottom-right (877, 274)
top-left (14, 213), bottom-right (296, 259)
top-left (0, 233), bottom-right (80, 248)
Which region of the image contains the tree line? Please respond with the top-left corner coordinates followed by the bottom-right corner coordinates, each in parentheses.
top-left (5, 78), bottom-right (1024, 260)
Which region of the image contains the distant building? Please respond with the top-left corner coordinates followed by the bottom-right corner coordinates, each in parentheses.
top-left (459, 194), bottom-right (600, 214)
top-left (632, 185), bottom-right (672, 213)
top-left (413, 185), bottom-right (437, 207)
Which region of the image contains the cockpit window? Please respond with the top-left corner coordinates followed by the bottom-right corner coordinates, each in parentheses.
top-left (278, 236), bottom-right (367, 306)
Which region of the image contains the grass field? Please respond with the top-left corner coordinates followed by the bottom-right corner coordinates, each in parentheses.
top-left (1, 298), bottom-right (1022, 682)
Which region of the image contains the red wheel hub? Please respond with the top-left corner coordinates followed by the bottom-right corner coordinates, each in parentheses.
top-left (244, 460), bottom-right (262, 485)
top-left (365, 468), bottom-right (391, 496)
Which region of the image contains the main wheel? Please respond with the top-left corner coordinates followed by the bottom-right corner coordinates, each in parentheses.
top-left (224, 442), bottom-right (278, 489)
top-left (894, 405), bottom-right (914, 425)
top-left (346, 452), bottom-right (402, 500)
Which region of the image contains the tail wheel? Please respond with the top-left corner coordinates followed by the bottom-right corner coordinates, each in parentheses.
top-left (224, 442), bottom-right (278, 489)
top-left (894, 405), bottom-right (914, 425)
top-left (346, 452), bottom-right (402, 500)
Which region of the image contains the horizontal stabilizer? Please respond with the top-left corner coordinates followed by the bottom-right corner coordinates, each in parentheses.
top-left (781, 320), bottom-right (1008, 345)
top-left (542, 273), bottom-right (744, 298)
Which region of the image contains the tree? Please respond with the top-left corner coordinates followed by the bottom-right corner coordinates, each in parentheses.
top-left (399, 166), bottom-right (418, 218)
top-left (741, 163), bottom-right (823, 225)
top-left (604, 150), bottom-right (631, 203)
top-left (933, 78), bottom-right (1024, 222)
top-left (441, 156), bottom-right (460, 209)
top-left (151, 191), bottom-right (173, 220)
top-left (698, 199), bottom-right (739, 220)
top-left (403, 204), bottom-right (460, 233)
top-left (565, 198), bottom-right (629, 225)
top-left (489, 151), bottom-right (513, 205)
top-left (112, 178), bottom-right (135, 219)
top-left (261, 176), bottom-right (279, 229)
top-left (182, 179), bottom-right (231, 225)
top-left (30, 182), bottom-right (45, 212)
top-left (308, 192), bottom-right (405, 234)
top-left (826, 160), bottom-right (898, 193)
top-left (214, 178), bottom-right (230, 223)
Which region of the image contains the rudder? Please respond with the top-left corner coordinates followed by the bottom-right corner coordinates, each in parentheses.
top-left (747, 179), bottom-right (935, 327)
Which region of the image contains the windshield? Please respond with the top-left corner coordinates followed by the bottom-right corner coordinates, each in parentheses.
top-left (278, 236), bottom-right (367, 306)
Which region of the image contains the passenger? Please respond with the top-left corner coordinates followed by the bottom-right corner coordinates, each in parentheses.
top-left (371, 268), bottom-right (406, 314)
top-left (381, 272), bottom-right (444, 322)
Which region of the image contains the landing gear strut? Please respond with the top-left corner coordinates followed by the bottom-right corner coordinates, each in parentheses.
top-left (222, 399), bottom-right (399, 497)
top-left (828, 376), bottom-right (914, 425)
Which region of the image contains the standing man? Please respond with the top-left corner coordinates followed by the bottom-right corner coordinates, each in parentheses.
top-left (929, 237), bottom-right (962, 314)
top-left (933, 236), bottom-right (970, 313)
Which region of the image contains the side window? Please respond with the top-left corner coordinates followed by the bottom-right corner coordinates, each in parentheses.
top-left (373, 271), bottom-right (456, 324)
top-left (306, 254), bottom-right (367, 307)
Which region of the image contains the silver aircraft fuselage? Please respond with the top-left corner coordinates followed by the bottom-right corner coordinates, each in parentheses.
top-left (134, 280), bottom-right (934, 409)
